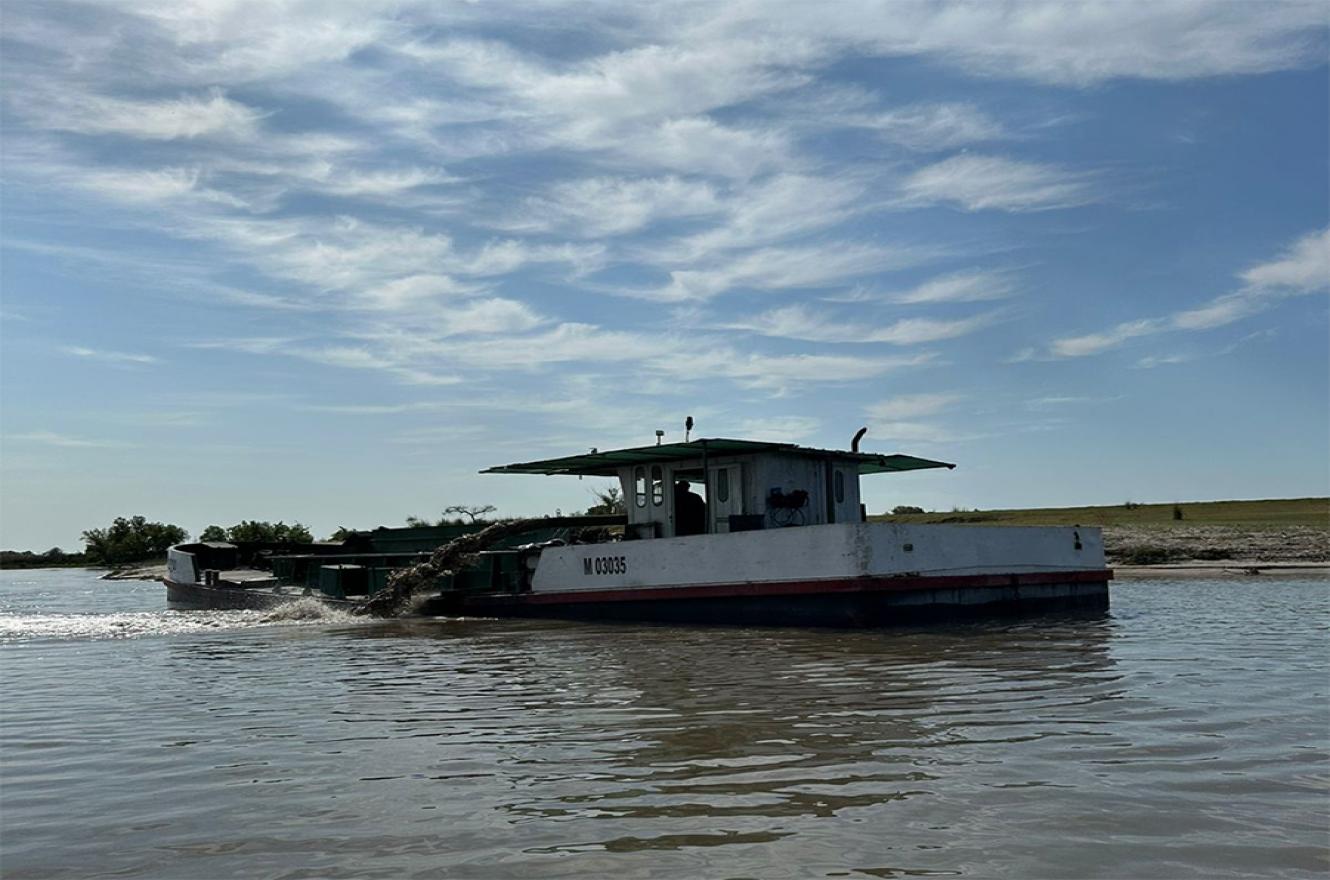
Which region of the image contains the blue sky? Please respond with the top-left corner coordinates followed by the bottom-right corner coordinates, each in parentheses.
top-left (2, 1), bottom-right (1327, 550)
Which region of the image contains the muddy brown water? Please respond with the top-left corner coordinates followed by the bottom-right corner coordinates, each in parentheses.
top-left (1, 569), bottom-right (1326, 879)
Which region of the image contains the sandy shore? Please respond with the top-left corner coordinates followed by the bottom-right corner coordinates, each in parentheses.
top-left (1103, 524), bottom-right (1327, 564)
top-left (100, 562), bottom-right (168, 581)
top-left (1114, 561), bottom-right (1330, 579)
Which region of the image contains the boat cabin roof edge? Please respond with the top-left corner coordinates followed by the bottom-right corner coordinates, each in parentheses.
top-left (480, 437), bottom-right (956, 478)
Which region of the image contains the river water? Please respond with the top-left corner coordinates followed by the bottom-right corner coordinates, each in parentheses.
top-left (1, 569), bottom-right (1326, 879)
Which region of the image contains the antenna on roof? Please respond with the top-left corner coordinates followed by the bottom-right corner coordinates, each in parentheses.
top-left (655, 429), bottom-right (665, 446)
top-left (685, 415), bottom-right (694, 441)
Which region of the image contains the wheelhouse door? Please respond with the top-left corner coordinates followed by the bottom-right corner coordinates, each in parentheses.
top-left (708, 464), bottom-right (742, 533)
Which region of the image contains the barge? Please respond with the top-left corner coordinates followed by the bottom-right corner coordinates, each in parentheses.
top-left (165, 435), bottom-right (1111, 626)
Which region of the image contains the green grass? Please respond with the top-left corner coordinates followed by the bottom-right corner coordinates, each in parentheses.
top-left (871, 497), bottom-right (1329, 529)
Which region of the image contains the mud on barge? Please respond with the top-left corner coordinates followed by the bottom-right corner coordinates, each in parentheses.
top-left (165, 435), bottom-right (1111, 626)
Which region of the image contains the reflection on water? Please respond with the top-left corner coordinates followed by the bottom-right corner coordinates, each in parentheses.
top-left (1, 569), bottom-right (1326, 879)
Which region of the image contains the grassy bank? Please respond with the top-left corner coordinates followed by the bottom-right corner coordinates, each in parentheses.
top-left (874, 497), bottom-right (1328, 564)
top-left (873, 497), bottom-right (1328, 528)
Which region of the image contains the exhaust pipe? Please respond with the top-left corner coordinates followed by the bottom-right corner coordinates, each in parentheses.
top-left (851, 426), bottom-right (868, 452)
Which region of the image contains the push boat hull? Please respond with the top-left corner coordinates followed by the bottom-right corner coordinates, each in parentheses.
top-left (165, 522), bottom-right (1111, 627)
top-left (428, 570), bottom-right (1111, 626)
top-left (165, 577), bottom-right (353, 612)
top-left (165, 428), bottom-right (1115, 629)
top-left (164, 570), bottom-right (1109, 626)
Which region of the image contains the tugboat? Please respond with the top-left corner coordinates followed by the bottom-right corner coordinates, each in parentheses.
top-left (164, 432), bottom-right (1111, 626)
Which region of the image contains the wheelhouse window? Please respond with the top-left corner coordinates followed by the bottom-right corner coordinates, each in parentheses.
top-left (651, 465), bottom-right (665, 506)
top-left (634, 467), bottom-right (647, 508)
top-left (834, 470), bottom-right (845, 504)
top-left (716, 468), bottom-right (729, 502)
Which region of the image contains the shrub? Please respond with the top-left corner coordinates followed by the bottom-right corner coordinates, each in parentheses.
top-left (223, 521), bottom-right (314, 544)
top-left (586, 487), bottom-right (626, 515)
top-left (1113, 545), bottom-right (1177, 565)
top-left (82, 516), bottom-right (188, 564)
top-left (891, 505), bottom-right (926, 515)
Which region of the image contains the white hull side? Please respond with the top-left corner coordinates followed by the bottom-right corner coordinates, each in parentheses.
top-left (530, 523), bottom-right (1104, 594)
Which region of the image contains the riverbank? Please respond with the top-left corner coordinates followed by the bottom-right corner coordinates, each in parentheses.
top-left (1103, 523), bottom-right (1327, 565)
top-left (1115, 561), bottom-right (1330, 579)
top-left (99, 562), bottom-right (168, 581)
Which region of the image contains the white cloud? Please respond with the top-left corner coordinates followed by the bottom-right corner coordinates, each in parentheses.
top-left (861, 420), bottom-right (962, 444)
top-left (1134, 353), bottom-right (1193, 369)
top-left (17, 88), bottom-right (263, 140)
top-left (615, 117), bottom-right (794, 179)
top-left (734, 416), bottom-right (822, 443)
top-left (435, 298), bottom-right (544, 336)
top-left (123, 2), bottom-right (397, 82)
top-left (1169, 293), bottom-right (1261, 331)
top-left (660, 174), bottom-right (868, 262)
top-left (864, 102), bottom-right (1006, 151)
top-left (1048, 227), bottom-right (1329, 357)
top-left (728, 305), bottom-right (997, 344)
top-left (67, 167), bottom-right (208, 204)
top-left (4, 0), bottom-right (1325, 470)
top-left (1025, 395), bottom-right (1101, 409)
top-left (299, 402), bottom-right (450, 415)
top-left (172, 214), bottom-right (604, 309)
top-left (1050, 318), bottom-right (1163, 357)
top-left (651, 242), bottom-right (930, 301)
top-left (1240, 228), bottom-right (1330, 292)
top-left (61, 346), bottom-right (159, 365)
top-left (864, 392), bottom-right (967, 445)
top-left (892, 270), bottom-right (1018, 304)
top-left (408, 36), bottom-right (806, 135)
top-left (498, 176), bottom-right (722, 237)
top-left (4, 431), bottom-right (125, 448)
top-left (358, 275), bottom-right (481, 311)
top-left (694, 1), bottom-right (1327, 86)
top-left (901, 154), bottom-right (1098, 212)
top-left (866, 393), bottom-right (963, 420)
top-left (668, 350), bottom-right (936, 393)
top-left (311, 166), bottom-right (457, 198)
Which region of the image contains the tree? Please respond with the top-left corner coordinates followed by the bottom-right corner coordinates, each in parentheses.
top-left (327, 526), bottom-right (356, 542)
top-left (586, 486), bottom-right (625, 515)
top-left (193, 522), bottom-right (314, 544)
top-left (442, 504), bottom-right (497, 524)
top-left (82, 516), bottom-right (188, 564)
top-left (891, 505), bottom-right (925, 515)
top-left (223, 520), bottom-right (314, 544)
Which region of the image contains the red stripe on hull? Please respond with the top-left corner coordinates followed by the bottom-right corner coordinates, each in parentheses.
top-left (500, 569), bottom-right (1113, 607)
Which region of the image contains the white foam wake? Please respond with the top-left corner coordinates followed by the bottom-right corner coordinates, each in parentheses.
top-left (0, 604), bottom-right (360, 643)
top-left (258, 597), bottom-right (358, 623)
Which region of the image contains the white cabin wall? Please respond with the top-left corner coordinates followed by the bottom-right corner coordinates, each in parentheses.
top-left (619, 452), bottom-right (867, 533)
top-left (751, 454), bottom-right (828, 527)
top-left (834, 464), bottom-right (863, 523)
top-left (619, 464), bottom-right (674, 532)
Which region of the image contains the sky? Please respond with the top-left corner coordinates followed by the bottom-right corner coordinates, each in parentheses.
top-left (1, 1), bottom-right (1328, 551)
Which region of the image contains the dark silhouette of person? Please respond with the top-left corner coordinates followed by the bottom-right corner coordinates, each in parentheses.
top-left (673, 480), bottom-right (706, 536)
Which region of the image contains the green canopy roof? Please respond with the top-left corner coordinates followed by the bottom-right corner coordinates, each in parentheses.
top-left (481, 438), bottom-right (955, 477)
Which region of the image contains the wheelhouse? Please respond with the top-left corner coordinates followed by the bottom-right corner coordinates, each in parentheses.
top-left (482, 438), bottom-right (955, 539)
